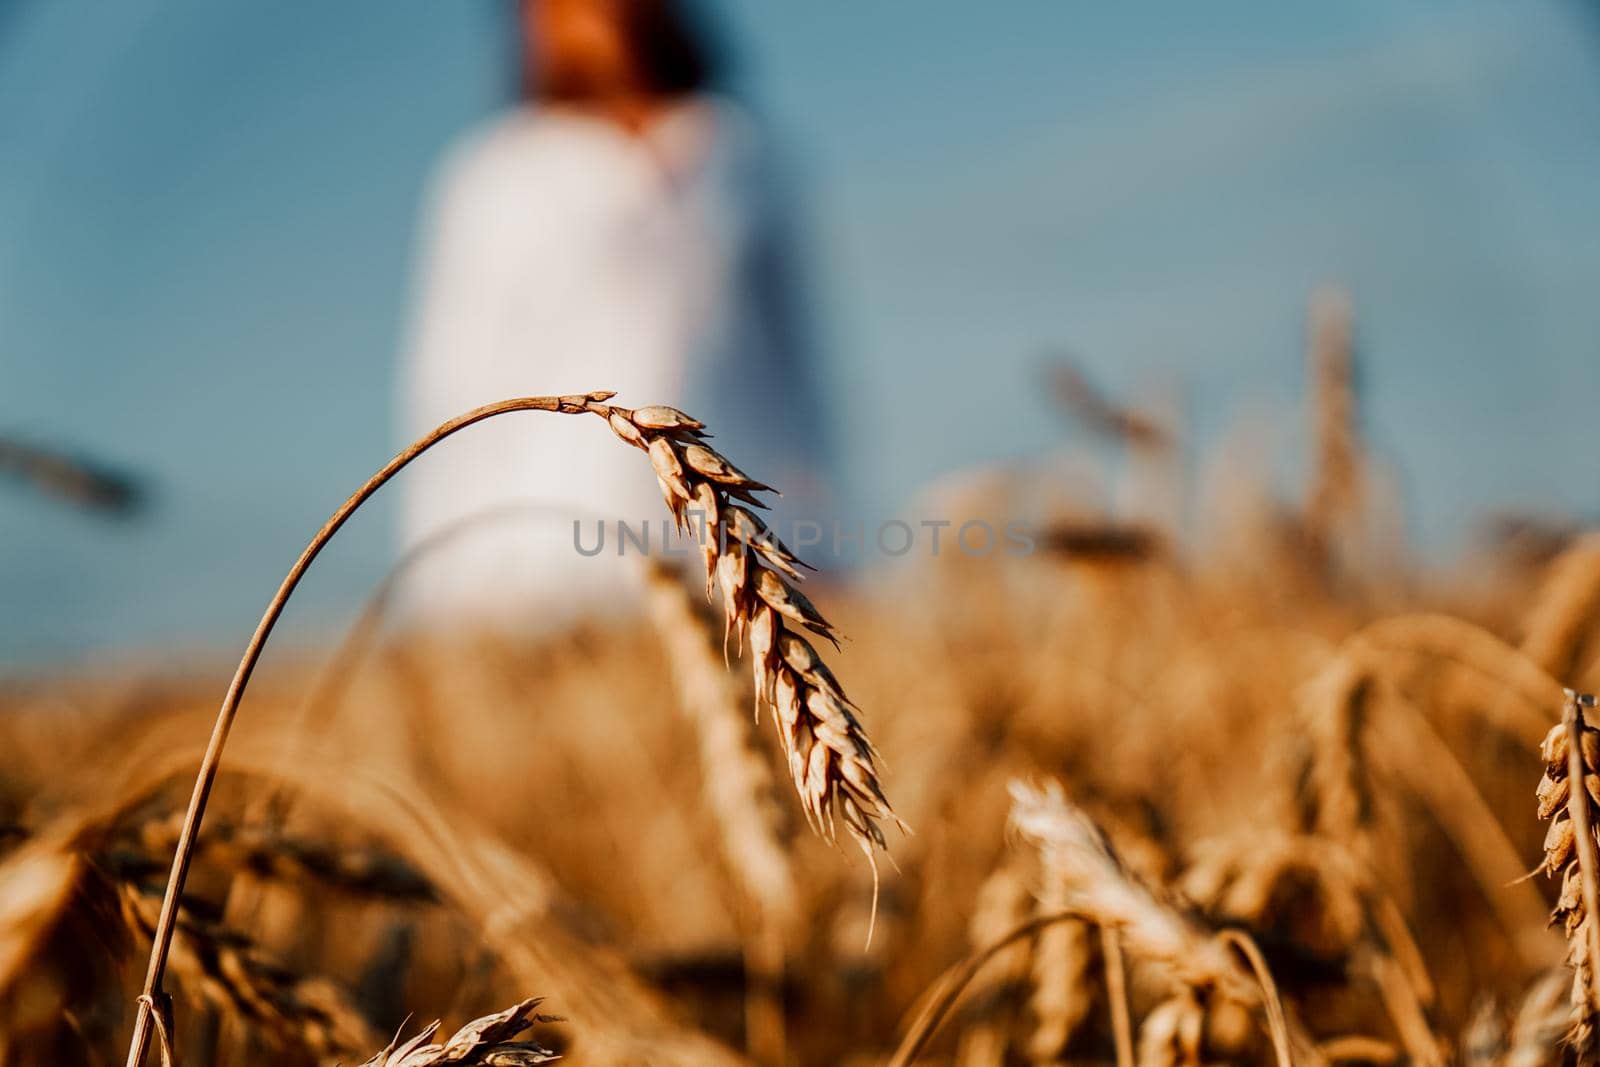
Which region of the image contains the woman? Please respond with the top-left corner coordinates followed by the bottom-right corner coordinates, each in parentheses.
top-left (399, 0), bottom-right (830, 623)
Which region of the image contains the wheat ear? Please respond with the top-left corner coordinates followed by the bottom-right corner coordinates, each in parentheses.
top-left (1522, 535), bottom-right (1600, 681)
top-left (1537, 690), bottom-right (1600, 1058)
top-left (359, 998), bottom-right (561, 1066)
top-left (123, 392), bottom-right (897, 1067)
top-left (611, 406), bottom-right (904, 862)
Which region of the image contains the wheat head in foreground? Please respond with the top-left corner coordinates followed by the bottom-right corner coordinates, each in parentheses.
top-left (122, 392), bottom-right (898, 1067)
top-left (360, 999), bottom-right (560, 1066)
top-left (1536, 690), bottom-right (1600, 1058)
top-left (609, 401), bottom-right (904, 861)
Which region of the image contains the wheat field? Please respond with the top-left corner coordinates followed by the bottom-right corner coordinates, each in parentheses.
top-left (3, 341), bottom-right (1600, 1067)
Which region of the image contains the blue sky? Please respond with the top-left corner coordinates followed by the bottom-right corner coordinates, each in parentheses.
top-left (2, 1), bottom-right (1599, 661)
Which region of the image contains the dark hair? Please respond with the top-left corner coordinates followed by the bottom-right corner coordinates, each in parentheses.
top-left (524, 0), bottom-right (719, 102)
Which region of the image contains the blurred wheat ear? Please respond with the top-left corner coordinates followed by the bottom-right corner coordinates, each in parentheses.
top-left (644, 560), bottom-right (795, 1063)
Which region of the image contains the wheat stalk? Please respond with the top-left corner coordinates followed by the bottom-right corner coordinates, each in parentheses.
top-left (1462, 996), bottom-right (1507, 1067)
top-left (889, 910), bottom-right (1090, 1067)
top-left (1522, 535), bottom-right (1600, 682)
top-left (122, 392), bottom-right (895, 1066)
top-left (1025, 859), bottom-right (1095, 1063)
top-left (643, 560), bottom-right (796, 1063)
top-left (1303, 661), bottom-right (1378, 869)
top-left (1302, 285), bottom-right (1364, 563)
top-left (954, 862), bottom-right (1032, 1067)
top-left (642, 562), bottom-right (797, 921)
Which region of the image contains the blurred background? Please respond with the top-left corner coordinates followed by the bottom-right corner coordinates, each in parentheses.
top-left (4, 0), bottom-right (1600, 663)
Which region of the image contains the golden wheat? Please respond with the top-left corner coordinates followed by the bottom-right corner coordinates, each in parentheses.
top-left (1536, 691), bottom-right (1600, 1059)
top-left (359, 998), bottom-right (560, 1066)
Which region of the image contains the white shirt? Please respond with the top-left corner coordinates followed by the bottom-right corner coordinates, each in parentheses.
top-left (398, 97), bottom-right (828, 624)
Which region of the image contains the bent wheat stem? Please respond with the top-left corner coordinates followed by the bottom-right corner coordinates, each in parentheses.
top-left (1218, 929), bottom-right (1293, 1067)
top-left (124, 391), bottom-right (897, 1066)
top-left (124, 393), bottom-right (608, 1067)
top-left (1103, 926), bottom-right (1135, 1067)
top-left (888, 911), bottom-right (1089, 1067)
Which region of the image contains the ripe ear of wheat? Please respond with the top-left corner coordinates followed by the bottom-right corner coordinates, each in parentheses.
top-left (608, 401), bottom-right (902, 863)
top-left (122, 392), bottom-right (900, 1066)
top-left (1536, 690), bottom-right (1600, 1057)
top-left (360, 998), bottom-right (560, 1066)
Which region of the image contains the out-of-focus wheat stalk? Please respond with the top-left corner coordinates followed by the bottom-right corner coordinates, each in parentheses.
top-left (643, 561), bottom-right (796, 1063)
top-left (1025, 857), bottom-right (1094, 1063)
top-left (888, 910), bottom-right (1090, 1067)
top-left (1504, 971), bottom-right (1573, 1067)
top-left (643, 563), bottom-right (797, 920)
top-left (954, 862), bottom-right (1032, 1067)
top-left (1344, 613), bottom-right (1560, 748)
top-left (1522, 536), bottom-right (1600, 682)
top-left (1042, 358), bottom-right (1173, 452)
top-left (1103, 924), bottom-right (1136, 1067)
top-left (1303, 286), bottom-right (1364, 565)
top-left (0, 435), bottom-right (145, 515)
